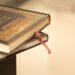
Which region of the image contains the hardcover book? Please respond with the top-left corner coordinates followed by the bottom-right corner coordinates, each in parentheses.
top-left (0, 32), bottom-right (48, 59)
top-left (0, 5), bottom-right (50, 54)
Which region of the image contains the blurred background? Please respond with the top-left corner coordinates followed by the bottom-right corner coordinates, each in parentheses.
top-left (0, 0), bottom-right (75, 12)
top-left (0, 0), bottom-right (75, 75)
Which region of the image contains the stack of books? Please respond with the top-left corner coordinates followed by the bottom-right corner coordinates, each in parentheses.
top-left (0, 5), bottom-right (51, 59)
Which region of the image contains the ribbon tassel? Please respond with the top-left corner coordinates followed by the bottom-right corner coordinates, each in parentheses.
top-left (34, 32), bottom-right (51, 54)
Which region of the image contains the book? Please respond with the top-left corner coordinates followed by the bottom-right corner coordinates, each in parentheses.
top-left (0, 5), bottom-right (50, 54)
top-left (0, 32), bottom-right (48, 59)
top-left (0, 5), bottom-right (50, 53)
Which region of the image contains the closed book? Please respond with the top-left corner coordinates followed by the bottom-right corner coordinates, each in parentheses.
top-left (0, 32), bottom-right (48, 59)
top-left (0, 5), bottom-right (50, 54)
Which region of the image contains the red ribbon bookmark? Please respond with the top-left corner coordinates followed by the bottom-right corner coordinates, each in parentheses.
top-left (34, 32), bottom-right (51, 54)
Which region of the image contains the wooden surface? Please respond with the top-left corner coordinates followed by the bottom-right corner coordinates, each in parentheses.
top-left (0, 55), bottom-right (16, 75)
